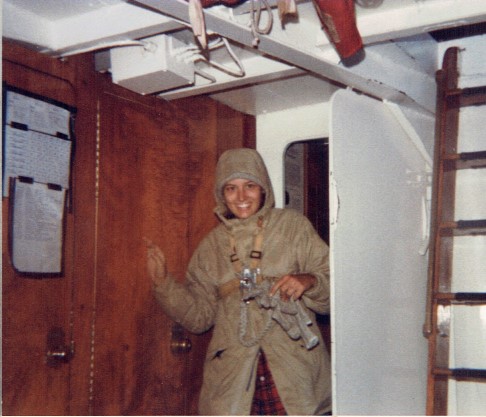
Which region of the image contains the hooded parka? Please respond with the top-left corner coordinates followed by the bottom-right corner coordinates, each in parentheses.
top-left (154, 148), bottom-right (331, 415)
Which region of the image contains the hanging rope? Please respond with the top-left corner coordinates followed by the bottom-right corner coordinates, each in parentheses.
top-left (239, 300), bottom-right (274, 347)
top-left (249, 0), bottom-right (273, 47)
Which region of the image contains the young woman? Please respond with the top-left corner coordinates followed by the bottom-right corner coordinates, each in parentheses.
top-left (147, 148), bottom-right (331, 415)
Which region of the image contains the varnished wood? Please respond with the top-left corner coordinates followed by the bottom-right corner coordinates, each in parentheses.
top-left (172, 95), bottom-right (256, 414)
top-left (425, 48), bottom-right (459, 416)
top-left (426, 46), bottom-right (486, 415)
top-left (66, 53), bottom-right (100, 416)
top-left (90, 86), bottom-right (190, 415)
top-left (2, 39), bottom-right (256, 415)
top-left (2, 42), bottom-right (78, 416)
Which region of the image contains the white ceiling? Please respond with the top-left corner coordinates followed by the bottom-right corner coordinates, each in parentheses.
top-left (3, 0), bottom-right (486, 115)
top-left (3, 0), bottom-right (123, 20)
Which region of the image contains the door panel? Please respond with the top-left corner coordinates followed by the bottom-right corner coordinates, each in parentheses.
top-left (1, 249), bottom-right (73, 415)
top-left (92, 91), bottom-right (193, 415)
top-left (329, 89), bottom-right (432, 415)
top-left (2, 57), bottom-right (77, 416)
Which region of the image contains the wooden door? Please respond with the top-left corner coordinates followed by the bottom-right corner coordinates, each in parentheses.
top-left (2, 209), bottom-right (75, 416)
top-left (88, 87), bottom-right (197, 415)
top-left (1, 49), bottom-right (79, 416)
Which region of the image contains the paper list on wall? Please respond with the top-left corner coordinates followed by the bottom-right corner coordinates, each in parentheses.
top-left (6, 90), bottom-right (71, 136)
top-left (3, 126), bottom-right (72, 192)
top-left (11, 179), bottom-right (66, 274)
top-left (3, 90), bottom-right (73, 196)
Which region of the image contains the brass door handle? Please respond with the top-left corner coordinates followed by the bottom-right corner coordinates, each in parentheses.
top-left (46, 326), bottom-right (74, 367)
top-left (170, 323), bottom-right (192, 354)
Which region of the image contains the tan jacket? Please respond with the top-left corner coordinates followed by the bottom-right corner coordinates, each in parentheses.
top-left (154, 149), bottom-right (331, 415)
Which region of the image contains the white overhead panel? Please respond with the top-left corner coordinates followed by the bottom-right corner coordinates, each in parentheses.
top-left (349, 0), bottom-right (486, 45)
top-left (4, 0), bottom-right (486, 115)
top-left (132, 0), bottom-right (465, 112)
top-left (2, 1), bottom-right (55, 50)
top-left (210, 73), bottom-right (339, 116)
top-left (2, 0), bottom-right (184, 56)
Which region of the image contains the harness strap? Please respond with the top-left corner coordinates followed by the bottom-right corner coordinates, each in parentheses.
top-left (226, 216), bottom-right (274, 346)
top-left (228, 215), bottom-right (264, 276)
top-left (229, 234), bottom-right (244, 273)
top-left (218, 275), bottom-right (278, 299)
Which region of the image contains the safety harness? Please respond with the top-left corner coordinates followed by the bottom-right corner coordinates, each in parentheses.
top-left (222, 216), bottom-right (275, 346)
top-left (219, 215), bottom-right (319, 350)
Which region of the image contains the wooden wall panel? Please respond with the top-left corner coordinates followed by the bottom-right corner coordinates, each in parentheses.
top-left (2, 40), bottom-right (255, 416)
top-left (67, 53), bottom-right (104, 416)
top-left (91, 85), bottom-right (191, 415)
top-left (171, 96), bottom-right (256, 414)
top-left (216, 100), bottom-right (256, 152)
top-left (2, 42), bottom-right (81, 416)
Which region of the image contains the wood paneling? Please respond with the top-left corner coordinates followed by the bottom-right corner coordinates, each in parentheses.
top-left (3, 40), bottom-right (255, 415)
top-left (2, 42), bottom-right (80, 416)
top-left (67, 53), bottom-right (100, 416)
top-left (91, 85), bottom-right (190, 415)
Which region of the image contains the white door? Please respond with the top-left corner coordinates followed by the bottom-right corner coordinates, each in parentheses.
top-left (329, 89), bottom-right (432, 415)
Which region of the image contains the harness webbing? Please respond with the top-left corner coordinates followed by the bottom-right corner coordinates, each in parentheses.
top-left (226, 216), bottom-right (274, 347)
top-left (228, 215), bottom-right (264, 274)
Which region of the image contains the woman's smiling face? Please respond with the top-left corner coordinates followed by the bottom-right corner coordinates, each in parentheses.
top-left (223, 178), bottom-right (264, 219)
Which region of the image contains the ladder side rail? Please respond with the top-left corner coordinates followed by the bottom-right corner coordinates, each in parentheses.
top-left (426, 46), bottom-right (461, 416)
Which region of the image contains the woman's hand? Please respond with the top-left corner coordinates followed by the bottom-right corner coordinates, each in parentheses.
top-left (270, 274), bottom-right (316, 301)
top-left (144, 238), bottom-right (167, 286)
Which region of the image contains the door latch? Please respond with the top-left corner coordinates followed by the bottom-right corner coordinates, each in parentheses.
top-left (170, 323), bottom-right (192, 354)
top-left (46, 326), bottom-right (74, 367)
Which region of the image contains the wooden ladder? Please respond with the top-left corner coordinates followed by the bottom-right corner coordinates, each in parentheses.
top-left (424, 46), bottom-right (486, 415)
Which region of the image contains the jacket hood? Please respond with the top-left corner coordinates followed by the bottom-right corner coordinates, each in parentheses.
top-left (214, 148), bottom-right (275, 221)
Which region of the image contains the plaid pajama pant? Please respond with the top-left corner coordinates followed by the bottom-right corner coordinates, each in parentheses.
top-left (250, 351), bottom-right (287, 415)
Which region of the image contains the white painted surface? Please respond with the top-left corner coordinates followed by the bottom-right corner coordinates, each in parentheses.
top-left (2, 1), bottom-right (54, 48)
top-left (329, 89), bottom-right (431, 415)
top-left (451, 236), bottom-right (486, 293)
top-left (447, 304), bottom-right (486, 415)
top-left (458, 105), bottom-right (486, 152)
top-left (454, 103), bottom-right (486, 222)
top-left (450, 305), bottom-right (486, 370)
top-left (257, 102), bottom-right (330, 207)
top-left (439, 34), bottom-right (486, 89)
top-left (8, 0), bottom-right (486, 115)
top-left (448, 380), bottom-right (486, 415)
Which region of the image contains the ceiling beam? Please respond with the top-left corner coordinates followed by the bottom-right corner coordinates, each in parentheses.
top-left (132, 0), bottom-right (440, 112)
top-left (158, 54), bottom-right (304, 100)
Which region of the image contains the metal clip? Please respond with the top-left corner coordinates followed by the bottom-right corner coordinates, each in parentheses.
top-left (239, 267), bottom-right (259, 291)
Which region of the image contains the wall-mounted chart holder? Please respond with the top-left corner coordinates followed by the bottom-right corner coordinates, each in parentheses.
top-left (3, 85), bottom-right (76, 276)
top-left (9, 176), bottom-right (66, 276)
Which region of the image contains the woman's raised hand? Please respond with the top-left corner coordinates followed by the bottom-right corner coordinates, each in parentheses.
top-left (144, 238), bottom-right (167, 286)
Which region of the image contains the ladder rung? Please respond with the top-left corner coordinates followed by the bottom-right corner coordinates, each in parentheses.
top-left (443, 152), bottom-right (486, 169)
top-left (440, 220), bottom-right (486, 236)
top-left (433, 367), bottom-right (486, 380)
top-left (446, 86), bottom-right (486, 106)
top-left (435, 292), bottom-right (486, 303)
top-left (457, 219), bottom-right (486, 230)
top-left (460, 150), bottom-right (486, 160)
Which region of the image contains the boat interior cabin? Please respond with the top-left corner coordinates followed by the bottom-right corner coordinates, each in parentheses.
top-left (2, 0), bottom-right (486, 415)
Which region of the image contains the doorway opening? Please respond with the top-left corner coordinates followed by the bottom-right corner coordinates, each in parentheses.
top-left (284, 138), bottom-right (330, 349)
top-left (284, 138), bottom-right (329, 243)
